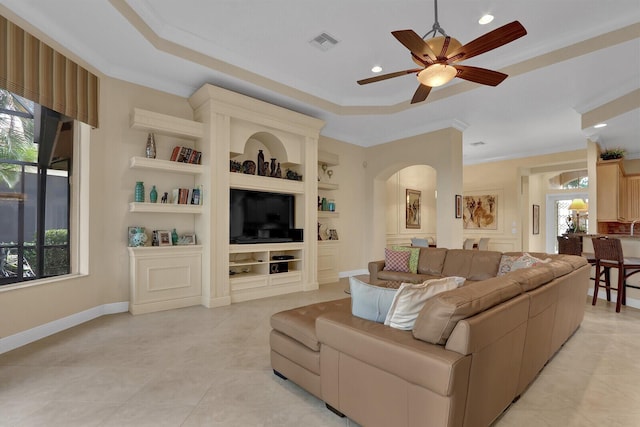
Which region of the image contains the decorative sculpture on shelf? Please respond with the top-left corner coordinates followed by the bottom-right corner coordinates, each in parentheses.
top-left (145, 133), bottom-right (156, 159)
top-left (242, 160), bottom-right (256, 175)
top-left (257, 149), bottom-right (266, 176)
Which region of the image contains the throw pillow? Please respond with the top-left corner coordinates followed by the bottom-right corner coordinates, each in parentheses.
top-left (384, 276), bottom-right (466, 330)
top-left (498, 253), bottom-right (550, 276)
top-left (349, 276), bottom-right (398, 323)
top-left (392, 245), bottom-right (420, 274)
top-left (497, 255), bottom-right (518, 276)
top-left (383, 248), bottom-right (411, 272)
top-left (510, 253), bottom-right (550, 271)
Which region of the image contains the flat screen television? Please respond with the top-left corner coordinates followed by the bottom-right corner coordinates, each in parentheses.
top-left (230, 189), bottom-right (300, 244)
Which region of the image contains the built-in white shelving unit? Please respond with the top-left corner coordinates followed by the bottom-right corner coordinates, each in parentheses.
top-left (317, 150), bottom-right (340, 283)
top-left (130, 156), bottom-right (203, 175)
top-left (127, 108), bottom-right (204, 314)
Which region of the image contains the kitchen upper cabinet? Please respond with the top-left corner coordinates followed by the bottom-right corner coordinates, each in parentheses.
top-left (596, 160), bottom-right (624, 221)
top-left (626, 175), bottom-right (640, 220)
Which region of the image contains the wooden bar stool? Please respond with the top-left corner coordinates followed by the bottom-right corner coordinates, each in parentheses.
top-left (557, 235), bottom-right (599, 279)
top-left (591, 237), bottom-right (640, 312)
top-left (557, 235), bottom-right (582, 256)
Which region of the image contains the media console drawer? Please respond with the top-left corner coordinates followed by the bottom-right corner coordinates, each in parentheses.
top-left (270, 271), bottom-right (302, 286)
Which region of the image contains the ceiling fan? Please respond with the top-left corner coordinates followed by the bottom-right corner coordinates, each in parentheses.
top-left (357, 0), bottom-right (527, 104)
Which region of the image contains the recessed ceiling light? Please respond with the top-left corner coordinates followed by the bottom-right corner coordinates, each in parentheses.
top-left (478, 14), bottom-right (494, 25)
top-left (371, 65), bottom-right (382, 73)
top-left (594, 123), bottom-right (607, 128)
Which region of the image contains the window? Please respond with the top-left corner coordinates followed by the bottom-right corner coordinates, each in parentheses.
top-left (562, 176), bottom-right (588, 189)
top-left (0, 89), bottom-right (72, 285)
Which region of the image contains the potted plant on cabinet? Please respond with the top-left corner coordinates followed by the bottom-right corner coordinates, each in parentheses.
top-left (600, 147), bottom-right (626, 161)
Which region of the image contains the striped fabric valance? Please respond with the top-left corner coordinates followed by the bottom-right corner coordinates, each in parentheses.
top-left (0, 14), bottom-right (99, 128)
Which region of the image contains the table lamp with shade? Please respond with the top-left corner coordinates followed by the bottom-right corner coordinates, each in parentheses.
top-left (568, 198), bottom-right (588, 232)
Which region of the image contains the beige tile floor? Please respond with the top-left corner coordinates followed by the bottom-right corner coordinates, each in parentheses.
top-left (1, 279), bottom-right (639, 427)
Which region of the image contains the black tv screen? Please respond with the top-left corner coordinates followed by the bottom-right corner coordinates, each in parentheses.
top-left (230, 189), bottom-right (297, 243)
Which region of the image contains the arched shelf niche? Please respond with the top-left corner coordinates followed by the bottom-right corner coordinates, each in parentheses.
top-left (231, 130), bottom-right (305, 179)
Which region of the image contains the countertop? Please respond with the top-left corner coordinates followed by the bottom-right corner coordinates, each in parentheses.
top-left (573, 233), bottom-right (640, 240)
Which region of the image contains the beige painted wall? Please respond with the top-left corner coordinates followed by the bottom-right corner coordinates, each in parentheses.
top-left (317, 136), bottom-right (367, 274)
top-left (364, 128), bottom-right (464, 261)
top-left (463, 149), bottom-right (588, 253)
top-left (385, 165), bottom-right (437, 246)
top-left (0, 77), bottom-right (197, 338)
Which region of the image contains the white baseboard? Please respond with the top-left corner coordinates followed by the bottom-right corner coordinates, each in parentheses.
top-left (340, 269), bottom-right (368, 278)
top-left (0, 302), bottom-right (129, 355)
top-left (587, 289), bottom-right (640, 310)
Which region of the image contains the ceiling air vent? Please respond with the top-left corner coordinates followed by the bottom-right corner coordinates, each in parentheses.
top-left (309, 32), bottom-right (339, 51)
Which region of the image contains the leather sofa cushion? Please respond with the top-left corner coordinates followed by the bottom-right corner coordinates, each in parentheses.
top-left (545, 259), bottom-right (575, 278)
top-left (270, 298), bottom-right (351, 351)
top-left (507, 265), bottom-right (555, 292)
top-left (467, 251), bottom-right (503, 280)
top-left (440, 250), bottom-right (502, 280)
top-left (412, 277), bottom-right (522, 345)
top-left (555, 254), bottom-right (588, 269)
top-left (316, 310), bottom-right (470, 396)
top-left (416, 247), bottom-right (448, 275)
top-left (376, 270), bottom-right (440, 283)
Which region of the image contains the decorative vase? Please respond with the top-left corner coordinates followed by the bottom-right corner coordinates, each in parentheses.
top-left (257, 150), bottom-right (265, 176)
top-left (145, 133), bottom-right (156, 159)
top-left (135, 181), bottom-right (145, 202)
top-left (171, 228), bottom-right (179, 245)
top-left (275, 163), bottom-right (281, 178)
top-left (150, 185), bottom-right (158, 203)
top-left (270, 158), bottom-right (277, 177)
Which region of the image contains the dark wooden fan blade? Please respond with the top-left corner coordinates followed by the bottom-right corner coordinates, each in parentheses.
top-left (454, 65), bottom-right (508, 86)
top-left (411, 84), bottom-right (432, 104)
top-left (357, 68), bottom-right (422, 85)
top-left (447, 21), bottom-right (527, 62)
top-left (392, 30), bottom-right (437, 63)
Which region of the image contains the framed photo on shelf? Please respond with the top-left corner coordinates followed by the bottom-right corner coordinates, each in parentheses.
top-left (455, 194), bottom-right (462, 219)
top-left (157, 230), bottom-right (172, 246)
top-left (178, 233), bottom-right (196, 245)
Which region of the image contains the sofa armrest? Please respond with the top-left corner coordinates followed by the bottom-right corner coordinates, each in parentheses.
top-left (316, 311), bottom-right (470, 396)
top-left (368, 260), bottom-right (386, 283)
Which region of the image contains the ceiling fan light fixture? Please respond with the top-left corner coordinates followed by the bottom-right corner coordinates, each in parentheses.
top-left (425, 36), bottom-right (462, 57)
top-left (417, 64), bottom-right (457, 87)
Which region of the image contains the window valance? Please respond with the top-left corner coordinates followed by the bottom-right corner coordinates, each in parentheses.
top-left (0, 14), bottom-right (99, 127)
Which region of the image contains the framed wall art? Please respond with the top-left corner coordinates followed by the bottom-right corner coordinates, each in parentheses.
top-left (406, 189), bottom-right (421, 229)
top-left (455, 194), bottom-right (462, 219)
top-left (532, 204), bottom-right (540, 235)
top-left (463, 193), bottom-right (498, 230)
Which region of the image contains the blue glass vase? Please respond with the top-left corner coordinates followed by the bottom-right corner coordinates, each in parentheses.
top-left (150, 185), bottom-right (157, 203)
top-left (135, 181), bottom-right (145, 202)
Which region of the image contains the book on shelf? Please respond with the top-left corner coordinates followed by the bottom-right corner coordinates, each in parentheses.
top-left (170, 145), bottom-right (202, 164)
top-left (170, 146), bottom-right (181, 161)
top-left (171, 187), bottom-right (203, 205)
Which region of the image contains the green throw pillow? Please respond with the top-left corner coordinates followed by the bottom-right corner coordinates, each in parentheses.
top-left (392, 246), bottom-right (420, 274)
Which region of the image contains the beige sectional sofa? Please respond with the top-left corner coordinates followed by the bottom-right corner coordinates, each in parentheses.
top-left (270, 248), bottom-right (590, 427)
